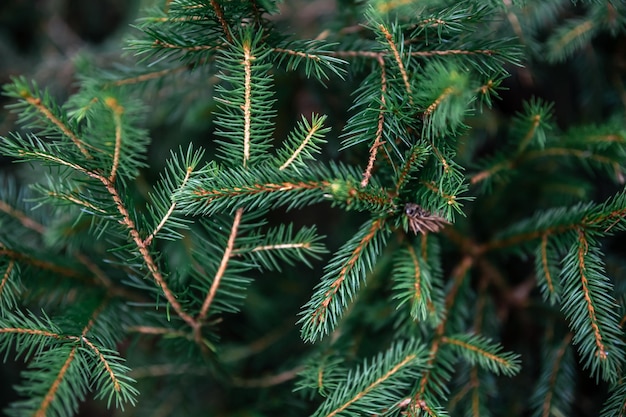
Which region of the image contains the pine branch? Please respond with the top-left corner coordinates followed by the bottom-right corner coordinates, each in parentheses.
top-left (1, 301), bottom-right (136, 417)
top-left (391, 241), bottom-right (444, 325)
top-left (4, 78), bottom-right (92, 159)
top-left (300, 217), bottom-right (390, 342)
top-left (441, 333), bottom-right (521, 376)
top-left (559, 230), bottom-right (624, 382)
top-left (272, 40), bottom-right (348, 81)
top-left (530, 333), bottom-right (575, 417)
top-left (197, 208), bottom-right (243, 324)
top-left (234, 223), bottom-right (327, 271)
top-left (214, 28), bottom-right (276, 168)
top-left (415, 255), bottom-right (474, 404)
top-left (2, 1), bottom-right (624, 415)
top-left (311, 339), bottom-right (428, 417)
top-left (277, 114), bottom-right (330, 172)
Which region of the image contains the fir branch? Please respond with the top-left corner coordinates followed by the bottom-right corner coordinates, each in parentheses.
top-left (107, 66), bottom-right (188, 87)
top-left (272, 41), bottom-right (347, 81)
top-left (144, 164), bottom-right (194, 247)
top-left (576, 233), bottom-right (610, 360)
top-left (1, 300), bottom-right (136, 417)
top-left (490, 191), bottom-right (626, 252)
top-left (361, 55), bottom-right (387, 188)
top-left (410, 49), bottom-right (497, 58)
top-left (560, 229), bottom-right (624, 382)
top-left (0, 245), bottom-right (87, 281)
top-left (210, 0), bottom-right (232, 43)
top-left (278, 114), bottom-right (329, 172)
top-left (197, 208), bottom-right (243, 324)
top-left (242, 42), bottom-right (253, 167)
top-left (392, 242), bottom-right (443, 324)
top-left (535, 233), bottom-right (561, 304)
top-left (35, 345), bottom-right (80, 417)
top-left (0, 199), bottom-right (45, 234)
top-left (104, 97), bottom-right (124, 183)
top-left (531, 333), bottom-right (575, 417)
top-left (441, 334), bottom-right (521, 376)
top-left (378, 23), bottom-right (412, 101)
top-left (12, 85), bottom-right (92, 159)
top-left (300, 218), bottom-right (390, 342)
top-left (546, 18), bottom-right (596, 63)
top-left (601, 377), bottom-right (626, 417)
top-left (311, 340), bottom-right (428, 417)
top-left (416, 255), bottom-right (474, 400)
top-left (45, 191), bottom-right (107, 214)
top-left (394, 145), bottom-right (429, 195)
top-left (152, 39), bottom-right (216, 51)
top-left (214, 28), bottom-right (276, 168)
top-left (235, 224), bottom-right (327, 271)
top-left (186, 169), bottom-right (330, 214)
top-left (0, 260), bottom-right (18, 311)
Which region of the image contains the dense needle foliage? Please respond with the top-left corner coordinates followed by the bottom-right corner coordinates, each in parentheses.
top-left (1, 1), bottom-right (626, 416)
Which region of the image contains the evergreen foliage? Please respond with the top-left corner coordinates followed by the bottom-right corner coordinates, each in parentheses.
top-left (0, 0), bottom-right (625, 416)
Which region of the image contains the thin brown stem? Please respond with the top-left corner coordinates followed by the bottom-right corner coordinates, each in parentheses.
top-left (416, 255), bottom-right (474, 398)
top-left (104, 97), bottom-right (124, 183)
top-left (279, 119), bottom-right (323, 171)
top-left (0, 200), bottom-right (46, 234)
top-left (101, 179), bottom-right (196, 328)
top-left (35, 300), bottom-right (106, 417)
top-left (242, 41), bottom-right (253, 168)
top-left (379, 24), bottom-right (412, 100)
top-left (210, 0), bottom-right (232, 43)
top-left (20, 92), bottom-right (92, 159)
top-left (109, 66), bottom-right (187, 86)
top-left (144, 166), bottom-right (194, 247)
top-left (197, 208), bottom-right (243, 323)
top-left (576, 228), bottom-right (608, 359)
top-left (541, 333), bottom-right (574, 417)
top-left (361, 56), bottom-right (387, 188)
top-left (325, 353), bottom-right (418, 417)
top-left (35, 346), bottom-right (77, 417)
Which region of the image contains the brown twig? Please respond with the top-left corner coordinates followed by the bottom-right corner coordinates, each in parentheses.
top-left (197, 208), bottom-right (244, 323)
top-left (361, 56), bottom-right (387, 188)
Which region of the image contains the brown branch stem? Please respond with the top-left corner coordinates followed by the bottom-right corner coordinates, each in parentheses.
top-left (197, 208), bottom-right (243, 323)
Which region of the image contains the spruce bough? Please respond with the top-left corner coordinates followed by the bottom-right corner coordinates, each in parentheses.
top-left (1, 1), bottom-right (626, 416)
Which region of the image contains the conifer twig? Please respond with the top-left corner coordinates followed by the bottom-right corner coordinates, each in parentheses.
top-left (540, 333), bottom-right (573, 417)
top-left (415, 255), bottom-right (474, 401)
top-left (361, 56), bottom-right (387, 188)
top-left (540, 234), bottom-right (556, 295)
top-left (576, 228), bottom-right (608, 359)
top-left (379, 24), bottom-right (413, 100)
top-left (197, 208), bottom-right (243, 324)
top-left (0, 245), bottom-right (87, 280)
top-left (35, 299), bottom-right (107, 417)
top-left (242, 41), bottom-right (253, 168)
top-left (105, 97), bottom-right (124, 183)
top-left (324, 353), bottom-right (418, 417)
top-left (19, 91), bottom-right (92, 159)
top-left (0, 260), bottom-right (15, 297)
top-left (279, 125), bottom-right (324, 172)
top-left (311, 218), bottom-right (386, 326)
top-left (101, 179), bottom-right (195, 328)
top-left (36, 347), bottom-right (77, 417)
top-left (0, 199), bottom-right (45, 234)
top-left (210, 0), bottom-right (232, 43)
top-left (144, 166), bottom-right (194, 247)
top-left (109, 66), bottom-right (188, 87)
